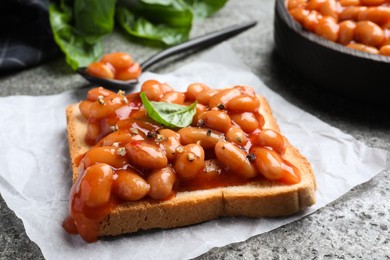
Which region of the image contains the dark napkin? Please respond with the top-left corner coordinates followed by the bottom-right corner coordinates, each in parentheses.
top-left (0, 0), bottom-right (60, 73)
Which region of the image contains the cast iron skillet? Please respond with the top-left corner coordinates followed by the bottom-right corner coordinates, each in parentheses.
top-left (274, 0), bottom-right (390, 103)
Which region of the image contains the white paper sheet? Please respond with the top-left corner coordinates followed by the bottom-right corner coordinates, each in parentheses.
top-left (0, 43), bottom-right (387, 260)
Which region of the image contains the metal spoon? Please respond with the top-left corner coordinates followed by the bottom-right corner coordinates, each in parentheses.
top-left (77, 20), bottom-right (257, 89)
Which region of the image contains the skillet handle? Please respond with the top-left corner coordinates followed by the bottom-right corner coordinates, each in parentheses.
top-left (140, 20), bottom-right (257, 71)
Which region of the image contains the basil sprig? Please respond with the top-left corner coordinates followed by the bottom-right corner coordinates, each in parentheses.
top-left (140, 92), bottom-right (197, 128)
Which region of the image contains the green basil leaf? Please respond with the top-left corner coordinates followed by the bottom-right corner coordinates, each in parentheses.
top-left (183, 0), bottom-right (228, 20)
top-left (73, 0), bottom-right (117, 44)
top-left (49, 0), bottom-right (116, 70)
top-left (119, 0), bottom-right (193, 27)
top-left (140, 92), bottom-right (197, 128)
top-left (116, 4), bottom-right (191, 46)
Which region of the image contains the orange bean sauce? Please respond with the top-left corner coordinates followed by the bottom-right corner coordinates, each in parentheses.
top-left (64, 82), bottom-right (301, 242)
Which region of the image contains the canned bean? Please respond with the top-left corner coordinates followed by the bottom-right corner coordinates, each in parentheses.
top-left (253, 129), bottom-right (286, 154)
top-left (214, 141), bottom-right (257, 178)
top-left (125, 141), bottom-right (168, 169)
top-left (355, 21), bottom-right (385, 47)
top-left (315, 16), bottom-right (339, 42)
top-left (198, 110), bottom-right (232, 133)
top-left (173, 144), bottom-right (205, 179)
top-left (79, 163), bottom-right (113, 208)
top-left (83, 146), bottom-right (129, 169)
top-left (160, 92), bottom-right (185, 104)
top-left (185, 83), bottom-right (210, 101)
top-left (337, 20), bottom-right (356, 45)
top-left (158, 129), bottom-right (181, 161)
top-left (148, 166), bottom-right (176, 199)
top-left (226, 95), bottom-right (260, 112)
top-left (178, 127), bottom-right (225, 149)
top-left (112, 169), bottom-right (150, 201)
top-left (230, 112), bottom-right (260, 133)
top-left (141, 80), bottom-right (164, 101)
top-left (225, 126), bottom-right (248, 145)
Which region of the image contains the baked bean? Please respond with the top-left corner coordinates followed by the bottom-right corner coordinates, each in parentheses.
top-left (115, 63), bottom-right (142, 81)
top-left (129, 107), bottom-right (148, 120)
top-left (196, 89), bottom-right (219, 105)
top-left (161, 83), bottom-right (174, 93)
top-left (209, 88), bottom-right (241, 108)
top-left (319, 0), bottom-right (338, 19)
top-left (360, 0), bottom-right (387, 6)
top-left (158, 129), bottom-right (181, 161)
top-left (192, 103), bottom-right (207, 126)
top-left (174, 144), bottom-right (205, 179)
top-left (338, 20), bottom-right (356, 45)
top-left (347, 42), bottom-right (380, 53)
top-left (185, 83), bottom-right (210, 101)
top-left (125, 141), bottom-right (168, 169)
top-left (86, 62), bottom-right (115, 79)
top-left (339, 0), bottom-right (360, 6)
top-left (117, 118), bottom-right (160, 137)
top-left (288, 0), bottom-right (307, 10)
top-left (79, 163), bottom-right (113, 208)
top-left (379, 45), bottom-right (390, 56)
top-left (87, 87), bottom-right (115, 101)
top-left (198, 110), bottom-right (232, 133)
top-left (303, 10), bottom-right (322, 32)
top-left (214, 141), bottom-right (257, 178)
top-left (83, 146), bottom-right (130, 169)
top-left (253, 129), bottom-right (286, 154)
top-left (251, 147), bottom-right (301, 183)
top-left (225, 126), bottom-right (248, 145)
top-left (79, 100), bottom-right (93, 119)
top-left (226, 95), bottom-right (260, 112)
top-left (306, 0), bottom-right (326, 11)
top-left (99, 130), bottom-right (144, 146)
top-left (147, 166), bottom-right (176, 199)
top-left (339, 6), bottom-right (367, 21)
top-left (230, 112), bottom-right (260, 133)
top-left (178, 127), bottom-right (225, 149)
top-left (193, 159), bottom-right (224, 185)
top-left (141, 80), bottom-right (164, 101)
top-left (315, 16), bottom-right (339, 42)
top-left (88, 95), bottom-right (123, 120)
top-left (251, 147), bottom-right (285, 180)
top-left (101, 52), bottom-right (133, 70)
top-left (112, 169), bottom-right (150, 201)
top-left (290, 7), bottom-right (310, 24)
top-left (160, 91), bottom-right (185, 104)
top-left (355, 21), bottom-right (384, 47)
top-left (358, 6), bottom-right (390, 25)
top-left (280, 163), bottom-right (301, 185)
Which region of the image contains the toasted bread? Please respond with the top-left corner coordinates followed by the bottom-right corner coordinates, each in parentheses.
top-left (66, 94), bottom-right (316, 237)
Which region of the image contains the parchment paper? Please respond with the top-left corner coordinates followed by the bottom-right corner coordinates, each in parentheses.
top-left (0, 43), bottom-right (387, 260)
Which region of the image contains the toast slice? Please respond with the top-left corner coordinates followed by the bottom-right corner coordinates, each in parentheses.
top-left (66, 94), bottom-right (316, 237)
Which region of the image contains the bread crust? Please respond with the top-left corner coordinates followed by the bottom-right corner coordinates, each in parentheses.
top-left (66, 95), bottom-right (316, 237)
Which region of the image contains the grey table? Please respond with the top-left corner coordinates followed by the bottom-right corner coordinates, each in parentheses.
top-left (1, 1), bottom-right (389, 259)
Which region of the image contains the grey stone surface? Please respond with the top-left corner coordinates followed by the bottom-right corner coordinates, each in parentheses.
top-left (1, 0), bottom-right (389, 259)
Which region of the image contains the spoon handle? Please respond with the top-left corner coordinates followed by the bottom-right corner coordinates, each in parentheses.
top-left (140, 20), bottom-right (257, 71)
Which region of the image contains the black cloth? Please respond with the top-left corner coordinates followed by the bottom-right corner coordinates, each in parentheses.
top-left (0, 0), bottom-right (60, 72)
